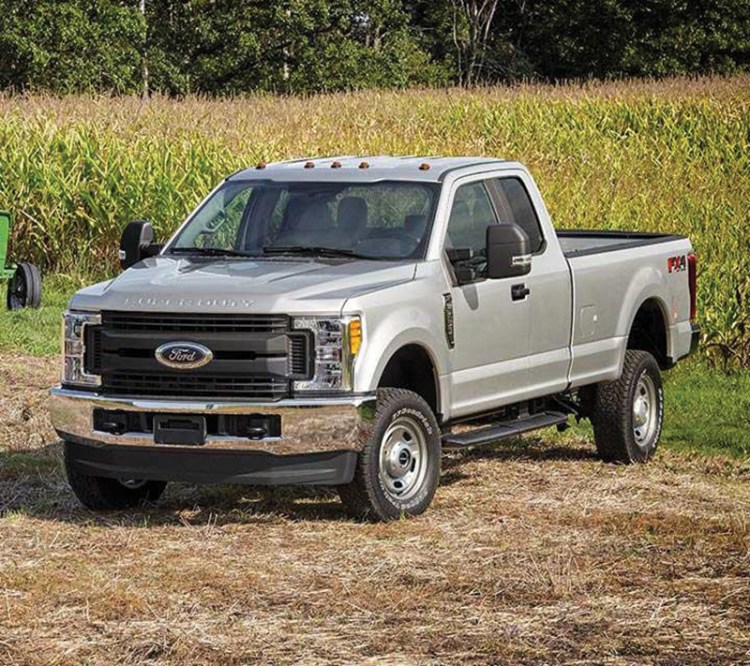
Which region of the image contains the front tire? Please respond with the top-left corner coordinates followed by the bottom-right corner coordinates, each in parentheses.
top-left (591, 350), bottom-right (664, 463)
top-left (65, 444), bottom-right (167, 510)
top-left (338, 388), bottom-right (441, 522)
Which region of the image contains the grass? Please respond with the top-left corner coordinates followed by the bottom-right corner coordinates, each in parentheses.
top-left (0, 352), bottom-right (748, 664)
top-left (0, 275), bottom-right (81, 356)
top-left (1, 300), bottom-right (748, 662)
top-left (559, 362), bottom-right (750, 459)
top-left (0, 75), bottom-right (748, 365)
top-left (662, 365), bottom-right (750, 458)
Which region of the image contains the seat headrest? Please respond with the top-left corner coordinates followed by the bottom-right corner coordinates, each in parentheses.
top-left (282, 196), bottom-right (307, 227)
top-left (293, 200), bottom-right (334, 231)
top-left (337, 197), bottom-right (368, 233)
top-left (336, 197), bottom-right (368, 238)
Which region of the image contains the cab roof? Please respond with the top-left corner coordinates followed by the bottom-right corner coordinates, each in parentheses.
top-left (228, 155), bottom-right (510, 183)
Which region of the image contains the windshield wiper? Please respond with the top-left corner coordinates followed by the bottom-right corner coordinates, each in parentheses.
top-left (262, 245), bottom-right (377, 260)
top-left (168, 247), bottom-right (251, 257)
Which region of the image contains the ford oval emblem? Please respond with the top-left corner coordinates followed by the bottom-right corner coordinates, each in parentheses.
top-left (155, 341), bottom-right (213, 370)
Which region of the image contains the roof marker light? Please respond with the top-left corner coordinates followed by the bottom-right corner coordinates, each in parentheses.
top-left (256, 162), bottom-right (267, 170)
top-left (359, 161), bottom-right (369, 169)
top-left (331, 161), bottom-right (342, 169)
top-left (419, 162), bottom-right (430, 171)
top-left (304, 161), bottom-right (315, 169)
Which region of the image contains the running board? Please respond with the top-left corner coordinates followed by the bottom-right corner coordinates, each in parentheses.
top-left (442, 411), bottom-right (569, 449)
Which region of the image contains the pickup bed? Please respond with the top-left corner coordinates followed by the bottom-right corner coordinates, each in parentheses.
top-left (50, 156), bottom-right (699, 521)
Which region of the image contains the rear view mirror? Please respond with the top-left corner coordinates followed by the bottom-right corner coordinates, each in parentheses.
top-left (119, 220), bottom-right (160, 270)
top-left (486, 223), bottom-right (531, 279)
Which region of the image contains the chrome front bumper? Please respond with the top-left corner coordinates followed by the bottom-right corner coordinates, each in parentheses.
top-left (49, 387), bottom-right (377, 456)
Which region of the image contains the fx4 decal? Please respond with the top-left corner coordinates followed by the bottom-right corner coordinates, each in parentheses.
top-left (668, 255), bottom-right (687, 273)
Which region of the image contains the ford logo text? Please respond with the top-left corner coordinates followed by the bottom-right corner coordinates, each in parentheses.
top-left (155, 341), bottom-right (214, 370)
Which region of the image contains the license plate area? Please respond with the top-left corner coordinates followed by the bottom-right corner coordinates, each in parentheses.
top-left (93, 409), bottom-right (282, 442)
top-left (154, 415), bottom-right (207, 446)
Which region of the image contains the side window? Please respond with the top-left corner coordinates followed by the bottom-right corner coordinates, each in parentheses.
top-left (491, 178), bottom-right (544, 253)
top-left (445, 181), bottom-right (497, 256)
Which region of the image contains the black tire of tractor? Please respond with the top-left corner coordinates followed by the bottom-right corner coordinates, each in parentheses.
top-left (6, 262), bottom-right (42, 310)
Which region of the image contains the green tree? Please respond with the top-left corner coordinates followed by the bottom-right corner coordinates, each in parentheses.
top-left (0, 0), bottom-right (144, 93)
top-left (0, 0), bottom-right (746, 93)
top-left (519, 0), bottom-right (749, 79)
top-left (145, 0), bottom-right (446, 94)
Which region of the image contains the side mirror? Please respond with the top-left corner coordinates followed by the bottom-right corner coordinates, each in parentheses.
top-left (119, 220), bottom-right (159, 270)
top-left (486, 223), bottom-right (531, 279)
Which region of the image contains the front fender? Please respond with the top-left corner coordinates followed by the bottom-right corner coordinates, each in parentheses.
top-left (354, 323), bottom-right (450, 416)
top-left (345, 259), bottom-right (452, 417)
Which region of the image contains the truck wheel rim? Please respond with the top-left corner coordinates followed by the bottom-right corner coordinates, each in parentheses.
top-left (632, 372), bottom-right (658, 449)
top-left (379, 415), bottom-right (428, 502)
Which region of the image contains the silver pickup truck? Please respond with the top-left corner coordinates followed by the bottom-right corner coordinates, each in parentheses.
top-left (50, 156), bottom-right (699, 521)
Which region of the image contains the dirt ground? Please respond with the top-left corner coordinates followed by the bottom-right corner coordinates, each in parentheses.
top-left (0, 355), bottom-right (748, 665)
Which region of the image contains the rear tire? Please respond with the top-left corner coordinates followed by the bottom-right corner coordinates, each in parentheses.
top-left (338, 388), bottom-right (441, 522)
top-left (65, 444), bottom-right (167, 510)
top-left (6, 262), bottom-right (42, 310)
top-left (591, 350), bottom-right (663, 463)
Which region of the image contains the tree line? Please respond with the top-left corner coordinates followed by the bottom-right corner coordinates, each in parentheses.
top-left (0, 0), bottom-right (747, 95)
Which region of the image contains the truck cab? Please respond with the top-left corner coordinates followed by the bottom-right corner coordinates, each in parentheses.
top-left (51, 156), bottom-right (699, 521)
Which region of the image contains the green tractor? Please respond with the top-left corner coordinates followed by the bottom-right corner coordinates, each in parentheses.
top-left (1, 210), bottom-right (42, 310)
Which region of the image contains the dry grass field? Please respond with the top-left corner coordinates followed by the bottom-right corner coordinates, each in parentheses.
top-left (1, 355), bottom-right (748, 665)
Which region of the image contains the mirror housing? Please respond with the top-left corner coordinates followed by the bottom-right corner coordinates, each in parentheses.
top-left (486, 223), bottom-right (531, 279)
top-left (119, 220), bottom-right (159, 270)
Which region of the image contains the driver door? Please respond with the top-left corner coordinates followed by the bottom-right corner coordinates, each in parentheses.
top-left (445, 178), bottom-right (531, 419)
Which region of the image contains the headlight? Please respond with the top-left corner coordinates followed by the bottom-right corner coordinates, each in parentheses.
top-left (62, 311), bottom-right (102, 388)
top-left (292, 316), bottom-right (361, 392)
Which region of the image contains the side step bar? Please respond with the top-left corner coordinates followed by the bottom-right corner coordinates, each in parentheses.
top-left (442, 411), bottom-right (569, 449)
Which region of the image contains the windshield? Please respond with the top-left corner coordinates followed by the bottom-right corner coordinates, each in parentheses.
top-left (169, 180), bottom-right (439, 260)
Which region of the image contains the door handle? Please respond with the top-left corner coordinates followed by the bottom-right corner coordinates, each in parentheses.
top-left (511, 283), bottom-right (530, 301)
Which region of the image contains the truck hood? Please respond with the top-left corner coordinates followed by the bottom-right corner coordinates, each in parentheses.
top-left (69, 255), bottom-right (417, 315)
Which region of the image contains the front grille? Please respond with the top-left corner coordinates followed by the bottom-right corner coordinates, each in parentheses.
top-left (89, 312), bottom-right (311, 400)
top-left (102, 312), bottom-right (289, 334)
top-left (288, 334), bottom-right (310, 376)
top-left (85, 326), bottom-right (103, 373)
top-left (103, 372), bottom-right (289, 399)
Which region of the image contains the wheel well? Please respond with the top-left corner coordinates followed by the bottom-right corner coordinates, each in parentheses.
top-left (628, 299), bottom-right (670, 369)
top-left (378, 345), bottom-right (439, 417)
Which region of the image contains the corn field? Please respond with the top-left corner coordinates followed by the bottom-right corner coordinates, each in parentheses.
top-left (0, 76), bottom-right (748, 365)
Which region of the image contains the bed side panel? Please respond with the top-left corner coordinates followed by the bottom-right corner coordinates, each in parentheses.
top-left (567, 239), bottom-right (693, 387)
